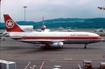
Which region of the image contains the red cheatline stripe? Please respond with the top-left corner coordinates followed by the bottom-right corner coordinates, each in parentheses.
top-left (23, 36), bottom-right (67, 39)
top-left (10, 36), bottom-right (100, 41)
top-left (21, 36), bottom-right (100, 40)
top-left (20, 39), bottom-right (102, 41)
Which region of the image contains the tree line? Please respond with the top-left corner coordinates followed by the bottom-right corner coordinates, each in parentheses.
top-left (0, 18), bottom-right (105, 29)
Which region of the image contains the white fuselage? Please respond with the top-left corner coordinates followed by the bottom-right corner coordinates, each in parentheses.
top-left (9, 31), bottom-right (103, 44)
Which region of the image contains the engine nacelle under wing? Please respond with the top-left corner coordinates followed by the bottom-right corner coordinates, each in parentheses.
top-left (50, 42), bottom-right (64, 48)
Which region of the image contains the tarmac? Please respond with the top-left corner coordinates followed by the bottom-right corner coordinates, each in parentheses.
top-left (0, 35), bottom-right (105, 69)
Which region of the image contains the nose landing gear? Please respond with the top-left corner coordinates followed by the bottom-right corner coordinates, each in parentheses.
top-left (84, 44), bottom-right (87, 49)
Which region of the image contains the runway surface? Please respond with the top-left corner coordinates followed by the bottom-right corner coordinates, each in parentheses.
top-left (0, 37), bottom-right (105, 69)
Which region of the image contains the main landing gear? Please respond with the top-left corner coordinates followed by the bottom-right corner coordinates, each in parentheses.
top-left (84, 44), bottom-right (87, 49)
top-left (44, 44), bottom-right (52, 49)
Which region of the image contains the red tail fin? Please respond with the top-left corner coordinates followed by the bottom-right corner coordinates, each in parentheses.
top-left (3, 14), bottom-right (24, 32)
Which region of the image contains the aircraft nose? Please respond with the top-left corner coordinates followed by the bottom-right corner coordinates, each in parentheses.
top-left (102, 38), bottom-right (105, 42)
top-left (99, 37), bottom-right (105, 42)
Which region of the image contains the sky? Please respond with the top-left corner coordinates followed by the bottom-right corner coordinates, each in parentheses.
top-left (1, 0), bottom-right (105, 22)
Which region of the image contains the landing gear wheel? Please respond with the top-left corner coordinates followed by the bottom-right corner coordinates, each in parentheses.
top-left (44, 44), bottom-right (51, 49)
top-left (84, 44), bottom-right (87, 49)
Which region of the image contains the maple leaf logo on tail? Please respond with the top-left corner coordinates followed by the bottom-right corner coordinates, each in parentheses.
top-left (4, 14), bottom-right (24, 32)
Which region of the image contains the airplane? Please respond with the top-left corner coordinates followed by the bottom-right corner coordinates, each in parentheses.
top-left (98, 6), bottom-right (105, 10)
top-left (3, 14), bottom-right (104, 49)
top-left (41, 16), bottom-right (47, 31)
top-left (18, 25), bottom-right (34, 32)
top-left (94, 28), bottom-right (105, 36)
top-left (37, 16), bottom-right (50, 32)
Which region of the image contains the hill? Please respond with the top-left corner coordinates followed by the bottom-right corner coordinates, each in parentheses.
top-left (0, 18), bottom-right (105, 29)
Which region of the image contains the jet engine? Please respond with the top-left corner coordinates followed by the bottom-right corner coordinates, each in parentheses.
top-left (50, 42), bottom-right (64, 48)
